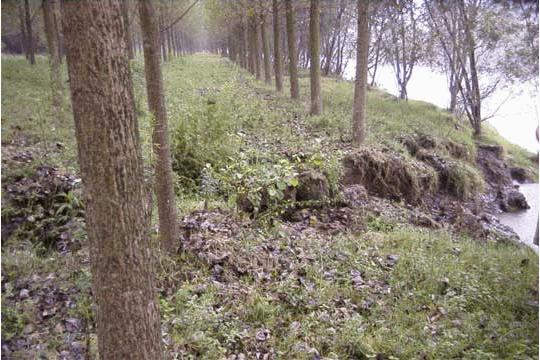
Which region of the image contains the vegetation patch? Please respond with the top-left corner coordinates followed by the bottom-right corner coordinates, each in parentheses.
top-left (1, 160), bottom-right (85, 252)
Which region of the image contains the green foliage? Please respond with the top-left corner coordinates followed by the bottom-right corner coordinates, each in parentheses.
top-left (1, 304), bottom-right (28, 341)
top-left (445, 160), bottom-right (485, 200)
top-left (209, 151), bottom-right (299, 215)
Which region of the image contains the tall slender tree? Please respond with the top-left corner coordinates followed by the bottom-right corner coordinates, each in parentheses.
top-left (121, 0), bottom-right (135, 59)
top-left (254, 14), bottom-right (262, 80)
top-left (42, 0), bottom-right (62, 109)
top-left (62, 0), bottom-right (163, 357)
top-left (272, 0), bottom-right (283, 91)
top-left (24, 0), bottom-right (35, 65)
top-left (352, 0), bottom-right (369, 146)
top-left (139, 0), bottom-right (180, 253)
top-left (285, 0), bottom-right (299, 99)
top-left (309, 0), bottom-right (322, 115)
top-left (261, 12), bottom-right (272, 85)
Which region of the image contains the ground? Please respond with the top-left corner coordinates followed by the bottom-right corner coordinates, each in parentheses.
top-left (1, 54), bottom-right (538, 359)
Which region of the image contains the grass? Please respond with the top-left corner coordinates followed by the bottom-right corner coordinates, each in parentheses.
top-left (1, 54), bottom-right (538, 359)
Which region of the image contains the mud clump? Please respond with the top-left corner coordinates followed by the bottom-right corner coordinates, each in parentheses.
top-left (444, 140), bottom-right (470, 160)
top-left (296, 170), bottom-right (329, 201)
top-left (509, 167), bottom-right (530, 183)
top-left (342, 147), bottom-right (438, 204)
top-left (476, 144), bottom-right (512, 188)
top-left (501, 190), bottom-right (529, 212)
top-left (416, 150), bottom-right (484, 200)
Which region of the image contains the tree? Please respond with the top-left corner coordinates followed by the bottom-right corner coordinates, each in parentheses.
top-left (285, 0), bottom-right (299, 99)
top-left (254, 12), bottom-right (262, 80)
top-left (367, 1), bottom-right (389, 86)
top-left (309, 0), bottom-right (322, 115)
top-left (272, 0), bottom-right (283, 91)
top-left (62, 1), bottom-right (163, 357)
top-left (386, 0), bottom-right (421, 100)
top-left (261, 12), bottom-right (272, 85)
top-left (352, 0), bottom-right (369, 146)
top-left (122, 0), bottom-right (135, 59)
top-left (139, 0), bottom-right (180, 253)
top-left (24, 0), bottom-right (35, 65)
top-left (321, 0), bottom-right (347, 76)
top-left (42, 0), bottom-right (62, 109)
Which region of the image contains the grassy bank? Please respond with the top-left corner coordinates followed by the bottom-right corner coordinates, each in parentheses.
top-left (1, 54), bottom-right (538, 359)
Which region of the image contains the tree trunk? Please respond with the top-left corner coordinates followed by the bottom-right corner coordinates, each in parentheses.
top-left (261, 14), bottom-right (272, 85)
top-left (248, 16), bottom-right (256, 75)
top-left (159, 16), bottom-right (168, 62)
top-left (272, 0), bottom-right (283, 91)
top-left (352, 0), bottom-right (369, 146)
top-left (121, 0), bottom-right (134, 59)
top-left (43, 0), bottom-right (63, 110)
top-left (61, 1), bottom-right (163, 358)
top-left (19, 4), bottom-right (29, 59)
top-left (309, 0), bottom-right (322, 115)
top-left (254, 16), bottom-right (262, 80)
top-left (24, 0), bottom-right (35, 65)
top-left (285, 0), bottom-right (300, 99)
top-left (139, 0), bottom-right (180, 254)
top-left (243, 15), bottom-right (250, 69)
top-left (166, 26), bottom-right (174, 59)
top-left (55, 0), bottom-right (64, 63)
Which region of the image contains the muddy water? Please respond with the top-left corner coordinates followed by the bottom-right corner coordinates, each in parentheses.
top-left (498, 183), bottom-right (539, 248)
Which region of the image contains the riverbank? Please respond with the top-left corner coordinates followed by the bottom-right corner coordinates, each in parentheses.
top-left (2, 55), bottom-right (538, 358)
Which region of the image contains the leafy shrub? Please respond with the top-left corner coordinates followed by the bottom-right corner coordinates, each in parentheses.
top-left (171, 99), bottom-right (241, 191)
top-left (209, 151), bottom-right (300, 216)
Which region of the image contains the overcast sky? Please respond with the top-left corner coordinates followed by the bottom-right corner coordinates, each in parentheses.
top-left (345, 64), bottom-right (539, 153)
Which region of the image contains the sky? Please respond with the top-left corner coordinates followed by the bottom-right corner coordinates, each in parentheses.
top-left (344, 64), bottom-right (539, 153)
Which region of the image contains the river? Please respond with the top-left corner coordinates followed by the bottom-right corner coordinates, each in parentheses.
top-left (497, 183), bottom-right (539, 249)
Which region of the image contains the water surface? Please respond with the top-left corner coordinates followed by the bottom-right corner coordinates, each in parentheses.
top-left (498, 183), bottom-right (539, 248)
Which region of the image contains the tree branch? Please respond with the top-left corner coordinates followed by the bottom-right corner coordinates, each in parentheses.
top-left (160, 0), bottom-right (199, 35)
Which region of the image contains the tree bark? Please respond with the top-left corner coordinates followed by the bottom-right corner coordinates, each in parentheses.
top-left (19, 4), bottom-right (29, 59)
top-left (121, 0), bottom-right (134, 59)
top-left (61, 1), bottom-right (163, 358)
top-left (254, 15), bottom-right (262, 80)
top-left (139, 0), bottom-right (180, 254)
top-left (42, 0), bottom-right (63, 109)
top-left (159, 16), bottom-right (168, 62)
top-left (261, 13), bottom-right (272, 85)
top-left (24, 0), bottom-right (35, 65)
top-left (272, 0), bottom-right (283, 91)
top-left (309, 0), bottom-right (322, 115)
top-left (352, 0), bottom-right (369, 146)
top-left (243, 14), bottom-right (250, 69)
top-left (166, 25), bottom-right (174, 59)
top-left (248, 15), bottom-right (257, 75)
top-left (285, 0), bottom-right (299, 99)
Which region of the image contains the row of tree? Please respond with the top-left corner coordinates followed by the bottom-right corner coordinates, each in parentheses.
top-left (40, 0), bottom-right (202, 357)
top-left (205, 0), bottom-right (538, 136)
top-left (5, 0), bottom-right (538, 358)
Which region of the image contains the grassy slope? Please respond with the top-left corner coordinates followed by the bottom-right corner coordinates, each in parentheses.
top-left (1, 55), bottom-right (538, 359)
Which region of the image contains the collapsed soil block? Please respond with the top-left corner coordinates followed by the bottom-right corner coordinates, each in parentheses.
top-left (444, 140), bottom-right (471, 160)
top-left (500, 190), bottom-right (530, 212)
top-left (509, 167), bottom-right (530, 183)
top-left (342, 147), bottom-right (438, 204)
top-left (296, 170), bottom-right (329, 201)
top-left (476, 143), bottom-right (513, 188)
top-left (416, 150), bottom-right (484, 200)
